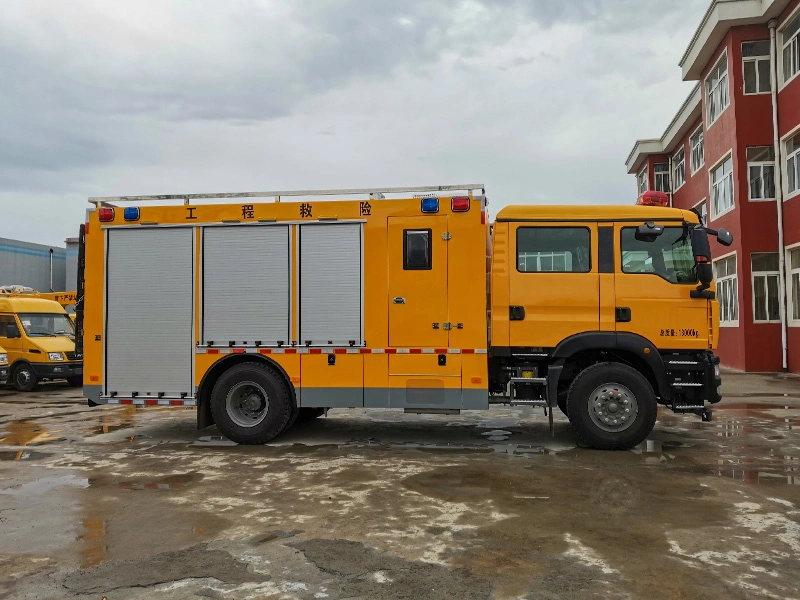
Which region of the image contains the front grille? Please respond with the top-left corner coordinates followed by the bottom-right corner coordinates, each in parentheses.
top-left (65, 351), bottom-right (82, 361)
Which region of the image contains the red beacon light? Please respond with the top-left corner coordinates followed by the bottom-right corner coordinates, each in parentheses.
top-left (451, 196), bottom-right (470, 212)
top-left (636, 191), bottom-right (669, 207)
top-left (98, 207), bottom-right (115, 222)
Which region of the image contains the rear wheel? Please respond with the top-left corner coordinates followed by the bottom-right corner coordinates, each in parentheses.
top-left (210, 362), bottom-right (293, 444)
top-left (13, 364), bottom-right (38, 392)
top-left (566, 362), bottom-right (657, 450)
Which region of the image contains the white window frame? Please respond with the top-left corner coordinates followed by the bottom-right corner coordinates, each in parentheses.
top-left (784, 126), bottom-right (800, 201)
top-left (780, 7), bottom-right (800, 88)
top-left (751, 253), bottom-right (781, 324)
top-left (672, 147), bottom-right (686, 190)
top-left (690, 126), bottom-right (705, 174)
top-left (742, 41), bottom-right (772, 95)
top-left (714, 251), bottom-right (739, 327)
top-left (693, 198), bottom-right (708, 226)
top-left (747, 147), bottom-right (776, 202)
top-left (638, 166), bottom-right (648, 195)
top-left (654, 162), bottom-right (670, 193)
top-left (710, 151), bottom-right (735, 220)
top-left (787, 243), bottom-right (800, 326)
top-left (706, 50), bottom-right (730, 127)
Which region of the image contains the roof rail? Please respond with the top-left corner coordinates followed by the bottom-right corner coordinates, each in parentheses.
top-left (89, 184), bottom-right (486, 206)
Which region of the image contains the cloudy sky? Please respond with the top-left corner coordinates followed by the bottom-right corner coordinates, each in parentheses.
top-left (1, 0), bottom-right (707, 246)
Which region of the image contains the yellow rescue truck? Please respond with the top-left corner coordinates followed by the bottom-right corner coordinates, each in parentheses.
top-left (78, 186), bottom-right (732, 450)
top-left (0, 287), bottom-right (83, 391)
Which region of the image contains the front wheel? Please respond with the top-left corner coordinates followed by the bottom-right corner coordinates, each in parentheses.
top-left (13, 364), bottom-right (38, 392)
top-left (210, 362), bottom-right (293, 444)
top-left (566, 362), bottom-right (657, 450)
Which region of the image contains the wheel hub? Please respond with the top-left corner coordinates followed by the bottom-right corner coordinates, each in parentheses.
top-left (589, 383), bottom-right (638, 433)
top-left (226, 382), bottom-right (269, 428)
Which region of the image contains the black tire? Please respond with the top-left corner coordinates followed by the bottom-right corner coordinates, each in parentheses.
top-left (296, 407), bottom-right (325, 424)
top-left (210, 362), bottom-right (294, 444)
top-left (67, 376), bottom-right (82, 388)
top-left (13, 364), bottom-right (38, 392)
top-left (566, 362), bottom-right (657, 451)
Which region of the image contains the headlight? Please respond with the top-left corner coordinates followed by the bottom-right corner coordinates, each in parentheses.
top-left (0, 353), bottom-right (6, 364)
top-left (48, 352), bottom-right (64, 361)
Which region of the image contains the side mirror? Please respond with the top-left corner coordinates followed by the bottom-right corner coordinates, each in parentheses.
top-left (635, 222), bottom-right (664, 242)
top-left (716, 228), bottom-right (733, 247)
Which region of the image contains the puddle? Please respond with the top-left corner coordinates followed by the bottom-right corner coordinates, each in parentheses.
top-left (0, 450), bottom-right (49, 461)
top-left (482, 429), bottom-right (513, 441)
top-left (720, 403), bottom-right (795, 410)
top-left (0, 474), bottom-right (89, 500)
top-left (87, 423), bottom-right (133, 436)
top-left (117, 472), bottom-right (204, 492)
top-left (0, 422), bottom-right (64, 446)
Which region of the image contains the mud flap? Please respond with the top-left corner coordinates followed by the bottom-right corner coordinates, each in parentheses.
top-left (547, 361), bottom-right (564, 436)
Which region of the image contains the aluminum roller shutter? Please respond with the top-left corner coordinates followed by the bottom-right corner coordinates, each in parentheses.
top-left (105, 228), bottom-right (194, 397)
top-left (202, 226), bottom-right (290, 345)
top-left (299, 223), bottom-right (362, 346)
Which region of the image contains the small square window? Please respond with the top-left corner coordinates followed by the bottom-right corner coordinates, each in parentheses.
top-left (404, 229), bottom-right (432, 270)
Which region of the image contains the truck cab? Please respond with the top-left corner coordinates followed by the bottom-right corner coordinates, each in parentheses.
top-left (489, 200), bottom-right (730, 449)
top-left (0, 295), bottom-right (83, 391)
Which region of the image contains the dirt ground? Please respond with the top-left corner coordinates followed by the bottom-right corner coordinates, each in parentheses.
top-left (0, 372), bottom-right (798, 599)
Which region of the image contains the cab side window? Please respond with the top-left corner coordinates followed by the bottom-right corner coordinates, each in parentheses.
top-left (620, 226), bottom-right (696, 284)
top-left (517, 227), bottom-right (591, 273)
top-left (0, 315), bottom-right (19, 338)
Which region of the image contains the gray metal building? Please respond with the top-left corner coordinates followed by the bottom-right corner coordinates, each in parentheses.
top-left (0, 237), bottom-right (67, 292)
top-left (65, 238), bottom-right (79, 292)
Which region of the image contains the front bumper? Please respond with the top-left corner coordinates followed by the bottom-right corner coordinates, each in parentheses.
top-left (0, 365), bottom-right (8, 384)
top-left (30, 361), bottom-right (83, 380)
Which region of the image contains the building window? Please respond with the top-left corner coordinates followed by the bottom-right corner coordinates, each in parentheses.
top-left (517, 227), bottom-right (591, 273)
top-left (693, 199), bottom-right (708, 226)
top-left (690, 127), bottom-right (704, 173)
top-left (787, 132), bottom-right (800, 196)
top-left (751, 253), bottom-right (780, 322)
top-left (672, 148), bottom-right (686, 190)
top-left (743, 41), bottom-right (772, 94)
top-left (654, 163), bottom-right (670, 192)
top-left (783, 12), bottom-right (800, 83)
top-left (706, 52), bottom-right (730, 125)
top-left (714, 255), bottom-right (738, 325)
top-left (638, 167), bottom-right (648, 194)
top-left (747, 146), bottom-right (776, 200)
top-left (711, 155), bottom-right (734, 217)
top-left (789, 248), bottom-right (800, 322)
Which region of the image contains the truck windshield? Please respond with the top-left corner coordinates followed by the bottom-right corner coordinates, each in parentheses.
top-left (621, 226), bottom-right (696, 284)
top-left (17, 313), bottom-right (75, 338)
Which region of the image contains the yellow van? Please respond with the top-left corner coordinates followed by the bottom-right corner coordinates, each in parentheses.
top-left (0, 296), bottom-right (83, 391)
top-left (0, 344), bottom-right (8, 384)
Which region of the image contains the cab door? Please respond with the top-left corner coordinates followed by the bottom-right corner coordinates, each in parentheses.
top-left (0, 315), bottom-right (24, 361)
top-left (613, 222), bottom-right (709, 350)
top-left (508, 223), bottom-right (599, 348)
top-left (388, 217), bottom-right (448, 348)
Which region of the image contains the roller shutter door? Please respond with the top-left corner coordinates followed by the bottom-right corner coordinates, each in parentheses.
top-left (299, 224), bottom-right (362, 346)
top-left (105, 228), bottom-right (194, 397)
top-left (202, 226), bottom-right (290, 346)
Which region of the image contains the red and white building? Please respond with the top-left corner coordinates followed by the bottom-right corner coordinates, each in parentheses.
top-left (627, 0), bottom-right (800, 372)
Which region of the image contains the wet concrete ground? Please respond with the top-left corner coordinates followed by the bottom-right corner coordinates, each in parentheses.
top-left (0, 372), bottom-right (798, 599)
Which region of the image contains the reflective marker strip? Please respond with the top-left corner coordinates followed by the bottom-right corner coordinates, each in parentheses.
top-left (106, 398), bottom-right (196, 406)
top-left (196, 347), bottom-right (485, 355)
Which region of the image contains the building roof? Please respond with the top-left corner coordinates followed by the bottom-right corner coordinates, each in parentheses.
top-left (495, 205), bottom-right (698, 222)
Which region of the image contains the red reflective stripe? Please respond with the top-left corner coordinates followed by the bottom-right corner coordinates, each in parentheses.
top-left (120, 399), bottom-right (132, 405)
top-left (410, 348), bottom-right (422, 354)
top-left (435, 348), bottom-right (447, 354)
top-left (170, 400), bottom-right (183, 406)
top-left (309, 348), bottom-right (322, 354)
top-left (232, 348), bottom-right (246, 354)
top-left (462, 349), bottom-right (476, 354)
top-left (258, 349), bottom-right (271, 354)
top-left (284, 349), bottom-right (297, 354)
top-left (385, 348), bottom-right (397, 354)
top-left (145, 399), bottom-right (158, 405)
top-left (359, 348), bottom-right (371, 354)
top-left (334, 348), bottom-right (347, 354)
top-left (207, 349), bottom-right (220, 355)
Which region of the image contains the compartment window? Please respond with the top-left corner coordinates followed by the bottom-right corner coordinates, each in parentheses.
top-left (404, 229), bottom-right (432, 270)
top-left (517, 227), bottom-right (591, 273)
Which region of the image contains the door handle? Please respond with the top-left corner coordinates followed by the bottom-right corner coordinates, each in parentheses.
top-left (615, 307), bottom-right (632, 323)
top-left (393, 297), bottom-right (405, 304)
